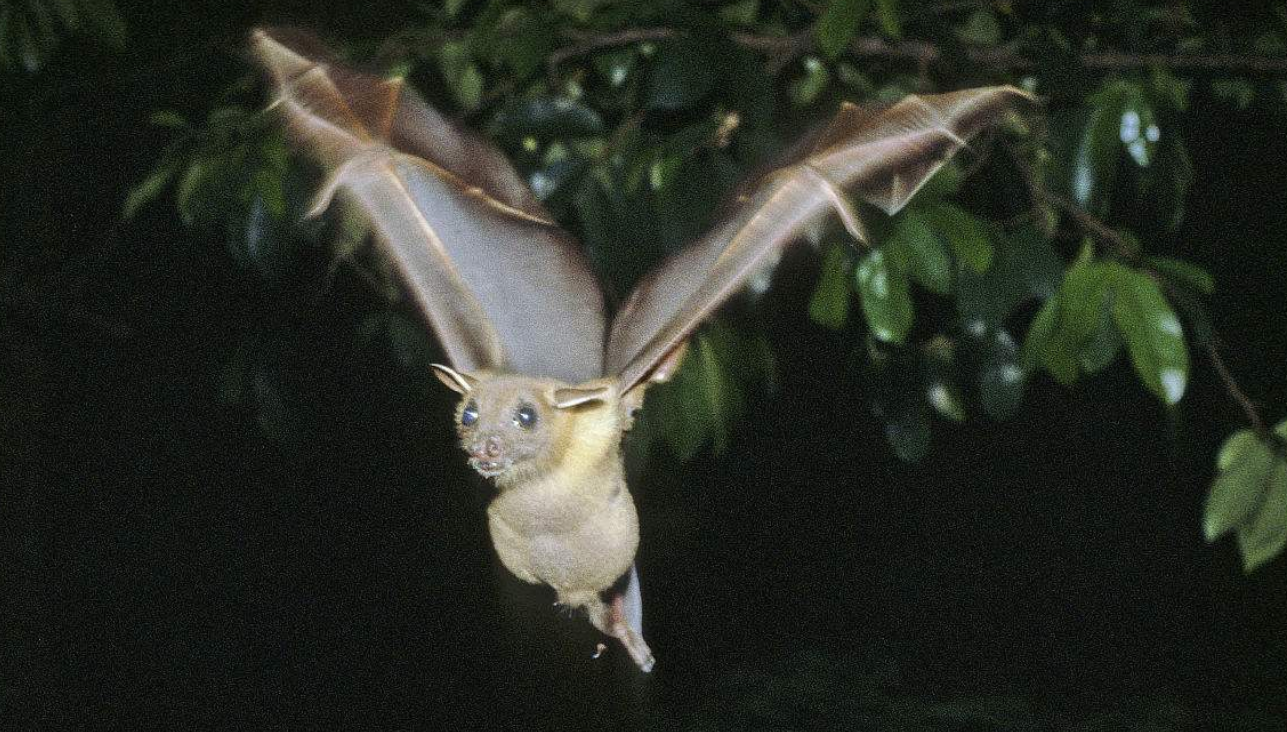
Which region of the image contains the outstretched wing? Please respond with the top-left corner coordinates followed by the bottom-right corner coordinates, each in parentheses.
top-left (251, 28), bottom-right (606, 383)
top-left (605, 87), bottom-right (1032, 392)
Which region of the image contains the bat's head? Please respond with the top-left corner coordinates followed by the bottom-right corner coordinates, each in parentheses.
top-left (431, 365), bottom-right (620, 487)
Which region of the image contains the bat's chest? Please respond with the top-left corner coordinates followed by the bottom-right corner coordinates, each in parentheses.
top-left (489, 481), bottom-right (639, 592)
top-left (488, 468), bottom-right (618, 534)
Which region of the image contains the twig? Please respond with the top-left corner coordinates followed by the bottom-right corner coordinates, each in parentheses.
top-left (547, 26), bottom-right (1287, 77)
top-left (1009, 144), bottom-right (1272, 435)
top-left (548, 28), bottom-right (676, 76)
top-left (1206, 342), bottom-right (1266, 434)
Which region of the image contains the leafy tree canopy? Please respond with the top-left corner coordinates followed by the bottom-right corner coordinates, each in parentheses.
top-left (5, 0), bottom-right (1287, 571)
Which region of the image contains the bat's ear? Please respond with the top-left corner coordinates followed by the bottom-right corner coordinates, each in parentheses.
top-left (431, 364), bottom-right (477, 395)
top-left (548, 383), bottom-right (613, 410)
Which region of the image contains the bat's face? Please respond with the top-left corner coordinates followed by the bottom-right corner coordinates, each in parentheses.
top-left (430, 365), bottom-right (621, 487)
top-left (450, 375), bottom-right (557, 481)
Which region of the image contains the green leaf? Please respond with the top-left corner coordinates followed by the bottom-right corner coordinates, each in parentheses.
top-left (646, 38), bottom-right (719, 110)
top-left (643, 321), bottom-right (771, 461)
top-left (922, 337), bottom-right (965, 422)
top-left (13, 3), bottom-right (55, 73)
top-left (149, 110), bottom-right (189, 129)
top-left (1207, 429), bottom-right (1287, 571)
top-left (437, 41), bottom-right (483, 111)
top-left (49, 0), bottom-right (79, 29)
top-left (1146, 255), bottom-right (1214, 295)
top-left (789, 56), bottom-right (830, 107)
top-left (885, 400), bottom-right (931, 463)
top-left (815, 0), bottom-right (871, 58)
top-left (496, 95), bottom-right (605, 139)
top-left (891, 208), bottom-right (952, 295)
top-left (1205, 432), bottom-right (1273, 541)
top-left (592, 48), bottom-right (636, 87)
top-left (719, 0), bottom-right (759, 25)
top-left (1076, 290), bottom-right (1121, 375)
top-left (77, 0), bottom-right (127, 48)
top-left (1110, 267), bottom-right (1189, 405)
top-left (122, 160), bottom-right (179, 220)
top-left (976, 328), bottom-right (1025, 421)
top-left (914, 160), bottom-right (963, 201)
top-left (1056, 245), bottom-right (1111, 354)
top-left (1019, 244), bottom-right (1112, 387)
top-left (1212, 78), bottom-right (1255, 109)
top-left (855, 247), bottom-right (913, 344)
top-left (808, 242), bottom-right (853, 331)
top-left (552, 0), bottom-right (612, 23)
top-left (477, 6), bottom-right (559, 80)
top-left (1119, 85), bottom-right (1161, 167)
top-left (921, 201), bottom-right (993, 273)
top-left (956, 9), bottom-right (1000, 46)
top-left (1148, 66), bottom-right (1191, 112)
top-left (1218, 429), bottom-right (1263, 471)
top-left (1237, 459), bottom-right (1287, 572)
top-left (874, 0), bottom-right (901, 39)
top-left (957, 224), bottom-right (1057, 330)
top-left (1022, 293), bottom-right (1077, 385)
top-left (455, 63), bottom-right (484, 112)
top-left (1067, 82), bottom-right (1130, 211)
top-left (174, 157), bottom-right (213, 227)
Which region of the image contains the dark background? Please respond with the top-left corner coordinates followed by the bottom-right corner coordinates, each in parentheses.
top-left (2, 2), bottom-right (1285, 729)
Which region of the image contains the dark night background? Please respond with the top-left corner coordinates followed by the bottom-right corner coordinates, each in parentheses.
top-left (2, 2), bottom-right (1285, 729)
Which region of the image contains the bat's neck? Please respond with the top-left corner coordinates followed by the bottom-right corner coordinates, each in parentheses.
top-left (490, 402), bottom-right (627, 533)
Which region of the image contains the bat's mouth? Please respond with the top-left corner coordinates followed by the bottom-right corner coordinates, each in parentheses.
top-left (468, 457), bottom-right (510, 478)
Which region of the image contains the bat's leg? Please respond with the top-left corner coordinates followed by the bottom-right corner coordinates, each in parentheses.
top-left (609, 592), bottom-right (655, 673)
top-left (561, 590), bottom-right (655, 673)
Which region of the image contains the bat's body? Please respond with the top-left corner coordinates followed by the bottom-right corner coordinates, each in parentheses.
top-left (250, 27), bottom-right (1031, 672)
top-left (432, 368), bottom-right (652, 668)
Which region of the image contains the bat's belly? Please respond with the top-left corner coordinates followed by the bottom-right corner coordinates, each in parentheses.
top-left (488, 487), bottom-right (639, 593)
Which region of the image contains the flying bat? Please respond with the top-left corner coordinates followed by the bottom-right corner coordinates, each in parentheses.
top-left (250, 26), bottom-right (1030, 673)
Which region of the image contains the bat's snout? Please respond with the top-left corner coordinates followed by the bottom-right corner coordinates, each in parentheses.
top-left (467, 435), bottom-right (510, 478)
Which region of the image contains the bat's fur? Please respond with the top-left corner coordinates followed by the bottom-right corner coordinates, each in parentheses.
top-left (434, 368), bottom-right (654, 671)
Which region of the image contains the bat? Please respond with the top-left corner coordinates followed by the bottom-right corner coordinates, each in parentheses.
top-left (249, 26), bottom-right (1031, 673)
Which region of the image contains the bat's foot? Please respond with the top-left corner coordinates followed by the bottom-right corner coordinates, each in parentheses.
top-left (563, 590), bottom-right (655, 673)
top-left (609, 593), bottom-right (655, 673)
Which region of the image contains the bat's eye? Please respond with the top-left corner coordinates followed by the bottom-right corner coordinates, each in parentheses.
top-left (514, 404), bottom-right (538, 429)
top-left (460, 400), bottom-right (479, 427)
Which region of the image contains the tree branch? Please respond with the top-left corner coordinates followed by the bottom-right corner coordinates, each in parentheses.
top-left (1205, 342), bottom-right (1267, 434)
top-left (1008, 145), bottom-right (1271, 435)
top-left (548, 28), bottom-right (677, 76)
top-left (549, 26), bottom-right (1287, 77)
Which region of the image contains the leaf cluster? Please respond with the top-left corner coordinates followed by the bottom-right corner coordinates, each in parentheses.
top-left (97, 0), bottom-right (1287, 572)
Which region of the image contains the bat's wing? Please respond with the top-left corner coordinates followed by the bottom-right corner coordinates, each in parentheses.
top-left (606, 87), bottom-right (1032, 392)
top-left (251, 28), bottom-right (606, 383)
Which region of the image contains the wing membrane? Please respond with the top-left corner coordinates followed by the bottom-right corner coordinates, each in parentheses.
top-left (252, 28), bottom-right (606, 383)
top-left (607, 87), bottom-right (1032, 392)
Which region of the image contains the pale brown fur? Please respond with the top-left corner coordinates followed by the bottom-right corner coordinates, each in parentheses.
top-left (433, 367), bottom-right (654, 670)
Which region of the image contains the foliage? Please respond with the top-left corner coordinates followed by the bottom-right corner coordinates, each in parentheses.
top-left (0, 0), bottom-right (124, 73)
top-left (90, 0), bottom-right (1287, 573)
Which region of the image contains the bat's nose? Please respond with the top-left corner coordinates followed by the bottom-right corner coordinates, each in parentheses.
top-left (469, 435), bottom-right (503, 459)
